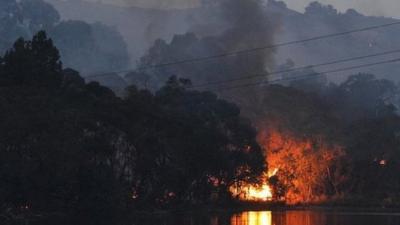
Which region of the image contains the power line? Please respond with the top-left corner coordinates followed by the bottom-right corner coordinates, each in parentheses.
top-left (85, 21), bottom-right (400, 79)
top-left (191, 49), bottom-right (400, 89)
top-left (130, 58), bottom-right (400, 128)
top-left (205, 57), bottom-right (400, 92)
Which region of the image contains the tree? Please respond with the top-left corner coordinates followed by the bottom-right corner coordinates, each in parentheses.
top-left (305, 2), bottom-right (338, 16)
top-left (0, 32), bottom-right (133, 218)
top-left (1, 31), bottom-right (62, 88)
top-left (325, 73), bottom-right (397, 122)
top-left (345, 116), bottom-right (400, 200)
top-left (123, 76), bottom-right (265, 207)
top-left (259, 129), bottom-right (346, 204)
top-left (0, 32), bottom-right (266, 216)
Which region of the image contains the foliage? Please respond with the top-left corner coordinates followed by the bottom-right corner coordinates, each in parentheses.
top-left (345, 116), bottom-right (400, 199)
top-left (323, 73), bottom-right (398, 122)
top-left (122, 76), bottom-right (265, 207)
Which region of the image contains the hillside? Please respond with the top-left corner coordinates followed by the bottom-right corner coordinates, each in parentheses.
top-left (46, 0), bottom-right (400, 83)
top-left (45, 0), bottom-right (208, 63)
top-left (268, 0), bottom-right (400, 82)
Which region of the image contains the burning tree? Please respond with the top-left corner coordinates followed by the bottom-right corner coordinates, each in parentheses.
top-left (259, 128), bottom-right (346, 204)
top-left (234, 85), bottom-right (350, 204)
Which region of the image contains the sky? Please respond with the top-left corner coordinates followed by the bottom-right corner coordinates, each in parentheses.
top-left (85, 0), bottom-right (400, 18)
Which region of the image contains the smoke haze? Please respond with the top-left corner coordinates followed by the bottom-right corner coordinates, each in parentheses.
top-left (281, 0), bottom-right (400, 19)
top-left (66, 0), bottom-right (400, 18)
top-left (84, 0), bottom-right (200, 8)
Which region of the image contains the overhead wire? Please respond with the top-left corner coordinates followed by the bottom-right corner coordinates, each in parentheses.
top-left (84, 21), bottom-right (400, 79)
top-left (204, 57), bottom-right (400, 92)
top-left (191, 49), bottom-right (400, 89)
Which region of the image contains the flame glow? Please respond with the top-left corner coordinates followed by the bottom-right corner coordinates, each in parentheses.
top-left (230, 171), bottom-right (275, 202)
top-left (246, 184), bottom-right (273, 201)
top-left (231, 126), bottom-right (344, 203)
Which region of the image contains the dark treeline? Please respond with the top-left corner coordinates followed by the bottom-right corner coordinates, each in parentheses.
top-left (0, 32), bottom-right (264, 223)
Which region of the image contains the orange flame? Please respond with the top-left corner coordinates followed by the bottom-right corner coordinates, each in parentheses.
top-left (230, 170), bottom-right (276, 202)
top-left (231, 125), bottom-right (345, 204)
top-left (246, 184), bottom-right (273, 201)
top-left (230, 182), bottom-right (273, 202)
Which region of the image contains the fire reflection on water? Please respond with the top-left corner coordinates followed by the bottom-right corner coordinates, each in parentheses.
top-left (132, 210), bottom-right (400, 225)
top-left (231, 211), bottom-right (272, 225)
top-left (230, 211), bottom-right (328, 225)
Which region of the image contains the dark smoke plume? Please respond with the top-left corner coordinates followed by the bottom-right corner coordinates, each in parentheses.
top-left (128, 0), bottom-right (279, 117)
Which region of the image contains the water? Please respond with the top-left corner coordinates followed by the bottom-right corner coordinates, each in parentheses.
top-left (131, 210), bottom-right (400, 225)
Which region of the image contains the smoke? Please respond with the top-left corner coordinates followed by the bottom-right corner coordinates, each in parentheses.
top-left (54, 0), bottom-right (400, 19)
top-left (46, 0), bottom-right (279, 76)
top-left (78, 0), bottom-right (201, 9)
top-left (47, 0), bottom-right (280, 108)
top-left (121, 0), bottom-right (280, 121)
top-left (211, 0), bottom-right (279, 118)
top-left (134, 0), bottom-right (277, 79)
top-left (282, 0), bottom-right (400, 19)
top-left (121, 0), bottom-right (200, 9)
top-left (46, 0), bottom-right (209, 65)
top-left (218, 0), bottom-right (277, 71)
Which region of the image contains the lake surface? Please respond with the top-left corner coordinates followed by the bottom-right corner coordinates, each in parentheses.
top-left (131, 210), bottom-right (400, 225)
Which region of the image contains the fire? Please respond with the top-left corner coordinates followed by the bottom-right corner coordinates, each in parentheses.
top-left (231, 125), bottom-right (345, 204)
top-left (230, 181), bottom-right (273, 202)
top-left (259, 128), bottom-right (345, 204)
top-left (230, 171), bottom-right (276, 202)
top-left (246, 184), bottom-right (273, 201)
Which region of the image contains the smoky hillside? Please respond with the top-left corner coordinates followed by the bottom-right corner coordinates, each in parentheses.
top-left (40, 0), bottom-right (400, 124)
top-left (2, 0), bottom-right (397, 121)
top-left (45, 0), bottom-right (400, 84)
top-left (268, 0), bottom-right (400, 83)
top-left (0, 0), bottom-right (130, 82)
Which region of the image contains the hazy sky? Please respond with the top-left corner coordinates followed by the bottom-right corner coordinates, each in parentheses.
top-left (86, 0), bottom-right (400, 18)
top-left (283, 0), bottom-right (400, 18)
